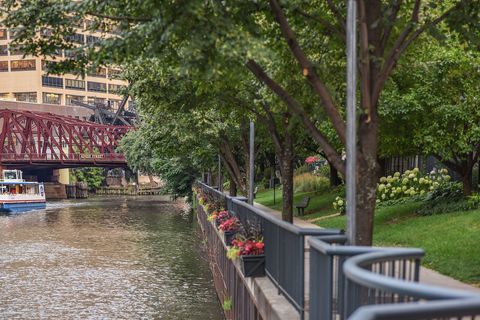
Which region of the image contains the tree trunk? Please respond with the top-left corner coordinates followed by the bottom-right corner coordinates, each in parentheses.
top-left (354, 155), bottom-right (380, 246)
top-left (463, 172), bottom-right (472, 196)
top-left (329, 162), bottom-right (342, 186)
top-left (281, 152), bottom-right (294, 223)
top-left (229, 179), bottom-right (237, 197)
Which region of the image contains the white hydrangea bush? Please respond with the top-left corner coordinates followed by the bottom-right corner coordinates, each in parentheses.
top-left (376, 168), bottom-right (450, 203)
top-left (332, 168), bottom-right (451, 212)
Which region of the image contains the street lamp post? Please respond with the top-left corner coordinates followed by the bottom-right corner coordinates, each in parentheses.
top-left (248, 121), bottom-right (255, 205)
top-left (346, 0), bottom-right (357, 245)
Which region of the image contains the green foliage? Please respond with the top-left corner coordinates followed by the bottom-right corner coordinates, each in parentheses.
top-left (416, 182), bottom-right (480, 215)
top-left (332, 196), bottom-right (345, 214)
top-left (293, 173), bottom-right (329, 193)
top-left (72, 168), bottom-right (104, 190)
top-left (222, 297), bottom-right (232, 311)
top-left (376, 168), bottom-right (451, 203)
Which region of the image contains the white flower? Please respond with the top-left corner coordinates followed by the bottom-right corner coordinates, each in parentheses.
top-left (338, 200), bottom-right (344, 206)
top-left (413, 168), bottom-right (420, 173)
top-left (402, 178), bottom-right (409, 184)
top-left (408, 173), bottom-right (415, 179)
top-left (394, 172), bottom-right (401, 177)
top-left (380, 177), bottom-right (387, 183)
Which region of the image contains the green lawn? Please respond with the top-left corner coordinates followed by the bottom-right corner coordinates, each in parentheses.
top-left (255, 187), bottom-right (341, 219)
top-left (256, 188), bottom-right (480, 285)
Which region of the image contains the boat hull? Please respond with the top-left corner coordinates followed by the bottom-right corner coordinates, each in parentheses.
top-left (0, 201), bottom-right (46, 213)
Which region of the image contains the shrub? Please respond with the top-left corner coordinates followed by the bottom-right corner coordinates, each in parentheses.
top-left (376, 168), bottom-right (451, 204)
top-left (416, 182), bottom-right (480, 215)
top-left (332, 196), bottom-right (345, 214)
top-left (332, 168), bottom-right (453, 210)
top-left (314, 164), bottom-right (331, 179)
top-left (293, 173), bottom-right (330, 193)
top-left (294, 164), bottom-right (310, 175)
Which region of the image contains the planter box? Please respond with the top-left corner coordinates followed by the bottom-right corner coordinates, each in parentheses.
top-left (223, 230), bottom-right (237, 246)
top-left (241, 254), bottom-right (265, 277)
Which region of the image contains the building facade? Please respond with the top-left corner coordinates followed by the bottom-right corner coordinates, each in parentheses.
top-left (0, 24), bottom-right (128, 112)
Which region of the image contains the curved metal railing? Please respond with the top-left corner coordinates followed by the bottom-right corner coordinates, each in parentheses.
top-left (343, 250), bottom-right (480, 319)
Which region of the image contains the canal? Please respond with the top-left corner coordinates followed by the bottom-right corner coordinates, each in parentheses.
top-left (0, 196), bottom-right (224, 319)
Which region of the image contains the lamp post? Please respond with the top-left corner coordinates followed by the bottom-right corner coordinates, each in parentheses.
top-left (346, 0), bottom-right (357, 245)
top-left (248, 121), bottom-right (255, 205)
top-left (218, 154), bottom-right (222, 192)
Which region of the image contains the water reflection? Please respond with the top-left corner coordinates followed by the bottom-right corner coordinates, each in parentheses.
top-left (0, 196), bottom-right (223, 319)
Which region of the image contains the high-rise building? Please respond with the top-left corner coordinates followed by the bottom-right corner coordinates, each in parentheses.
top-left (0, 22), bottom-right (129, 114)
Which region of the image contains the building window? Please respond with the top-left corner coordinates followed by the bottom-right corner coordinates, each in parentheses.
top-left (108, 84), bottom-right (125, 94)
top-left (66, 94), bottom-right (85, 106)
top-left (42, 93), bottom-right (61, 105)
top-left (9, 44), bottom-right (25, 56)
top-left (86, 35), bottom-right (100, 45)
top-left (66, 33), bottom-right (85, 44)
top-left (0, 45), bottom-right (7, 56)
top-left (42, 76), bottom-right (63, 88)
top-left (0, 61), bottom-right (8, 72)
top-left (87, 67), bottom-right (106, 78)
top-left (64, 49), bottom-right (76, 58)
top-left (41, 60), bottom-right (60, 73)
top-left (0, 29), bottom-right (7, 40)
top-left (11, 59), bottom-right (36, 71)
top-left (9, 28), bottom-right (21, 39)
top-left (14, 92), bottom-right (37, 103)
top-left (108, 68), bottom-right (121, 79)
top-left (87, 96), bottom-right (105, 106)
top-left (87, 81), bottom-right (107, 93)
top-left (108, 99), bottom-right (121, 110)
top-left (65, 79), bottom-right (85, 90)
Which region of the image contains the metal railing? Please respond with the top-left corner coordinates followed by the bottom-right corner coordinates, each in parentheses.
top-left (343, 250), bottom-right (480, 319)
top-left (309, 235), bottom-right (425, 319)
top-left (349, 299), bottom-right (480, 320)
top-left (196, 198), bottom-right (261, 320)
top-left (196, 182), bottom-right (480, 319)
top-left (196, 182), bottom-right (342, 318)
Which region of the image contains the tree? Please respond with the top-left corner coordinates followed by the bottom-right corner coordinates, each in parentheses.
top-left (71, 167), bottom-right (105, 190)
top-left (380, 43), bottom-right (480, 195)
top-left (4, 0), bottom-right (478, 243)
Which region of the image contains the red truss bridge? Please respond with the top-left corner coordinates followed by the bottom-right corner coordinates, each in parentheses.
top-left (0, 109), bottom-right (133, 168)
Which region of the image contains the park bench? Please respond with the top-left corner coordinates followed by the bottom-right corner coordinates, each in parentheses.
top-left (295, 196), bottom-right (310, 216)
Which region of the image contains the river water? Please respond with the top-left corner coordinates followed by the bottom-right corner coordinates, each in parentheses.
top-left (0, 196), bottom-right (224, 319)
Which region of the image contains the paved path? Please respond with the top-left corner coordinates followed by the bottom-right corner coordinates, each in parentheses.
top-left (254, 202), bottom-right (480, 293)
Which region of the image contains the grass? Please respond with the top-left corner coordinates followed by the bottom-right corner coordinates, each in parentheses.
top-left (255, 187), bottom-right (341, 219)
top-left (256, 187), bottom-right (480, 285)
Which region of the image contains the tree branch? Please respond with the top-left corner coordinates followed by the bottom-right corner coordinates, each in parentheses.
top-left (246, 59), bottom-right (345, 174)
top-left (268, 0), bottom-right (346, 144)
top-left (85, 11), bottom-right (153, 23)
top-left (326, 0), bottom-right (346, 33)
top-left (293, 8), bottom-right (345, 41)
top-left (379, 0), bottom-right (404, 55)
top-left (373, 1), bottom-right (463, 105)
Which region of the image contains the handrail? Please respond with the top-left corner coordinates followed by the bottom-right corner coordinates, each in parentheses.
top-left (343, 250), bottom-right (480, 301)
top-left (349, 299), bottom-right (480, 320)
top-left (230, 197), bottom-right (340, 236)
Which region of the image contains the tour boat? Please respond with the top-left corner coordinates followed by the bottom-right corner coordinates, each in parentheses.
top-left (0, 170), bottom-right (46, 213)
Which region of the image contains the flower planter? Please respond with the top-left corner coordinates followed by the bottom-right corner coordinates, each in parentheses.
top-left (223, 230), bottom-right (237, 246)
top-left (240, 254), bottom-right (265, 277)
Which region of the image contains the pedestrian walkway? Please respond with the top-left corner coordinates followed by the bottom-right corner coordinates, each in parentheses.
top-left (253, 202), bottom-right (480, 293)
